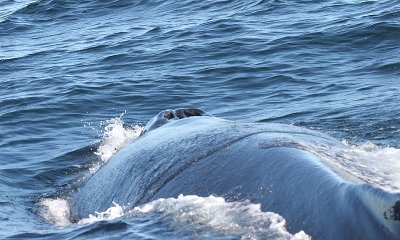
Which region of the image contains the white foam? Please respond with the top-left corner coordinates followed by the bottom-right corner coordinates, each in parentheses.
top-left (341, 141), bottom-right (400, 191)
top-left (133, 194), bottom-right (310, 240)
top-left (77, 202), bottom-right (124, 225)
top-left (38, 195), bottom-right (310, 239)
top-left (309, 140), bottom-right (400, 192)
top-left (38, 198), bottom-right (125, 226)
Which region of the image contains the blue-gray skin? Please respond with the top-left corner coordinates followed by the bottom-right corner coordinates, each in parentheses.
top-left (72, 108), bottom-right (400, 239)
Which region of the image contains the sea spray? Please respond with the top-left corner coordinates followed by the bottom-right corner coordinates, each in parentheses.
top-left (95, 113), bottom-right (143, 162)
top-left (90, 114), bottom-right (143, 173)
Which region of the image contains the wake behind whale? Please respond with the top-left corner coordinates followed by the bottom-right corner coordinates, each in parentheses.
top-left (70, 108), bottom-right (400, 239)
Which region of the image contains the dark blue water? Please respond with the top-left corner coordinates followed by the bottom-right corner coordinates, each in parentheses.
top-left (1, 0), bottom-right (400, 239)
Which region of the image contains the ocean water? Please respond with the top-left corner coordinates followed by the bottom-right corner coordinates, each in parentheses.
top-left (1, 0), bottom-right (400, 239)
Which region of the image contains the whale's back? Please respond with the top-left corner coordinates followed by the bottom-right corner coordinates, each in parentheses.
top-left (71, 117), bottom-right (400, 239)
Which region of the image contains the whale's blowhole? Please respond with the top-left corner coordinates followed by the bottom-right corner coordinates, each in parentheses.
top-left (140, 108), bottom-right (209, 136)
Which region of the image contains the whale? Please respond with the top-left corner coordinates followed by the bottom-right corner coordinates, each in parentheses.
top-left (71, 108), bottom-right (400, 239)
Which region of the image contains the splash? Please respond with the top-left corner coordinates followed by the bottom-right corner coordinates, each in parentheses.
top-left (94, 114), bottom-right (143, 162)
top-left (90, 114), bottom-right (143, 173)
top-left (38, 198), bottom-right (71, 227)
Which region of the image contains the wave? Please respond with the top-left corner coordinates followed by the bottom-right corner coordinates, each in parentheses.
top-left (0, 0), bottom-right (38, 23)
top-left (1, 0), bottom-right (145, 21)
top-left (3, 0), bottom-right (397, 25)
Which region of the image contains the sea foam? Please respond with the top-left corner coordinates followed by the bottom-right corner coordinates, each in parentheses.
top-left (132, 194), bottom-right (310, 240)
top-left (39, 195), bottom-right (309, 240)
top-left (311, 140), bottom-right (400, 192)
